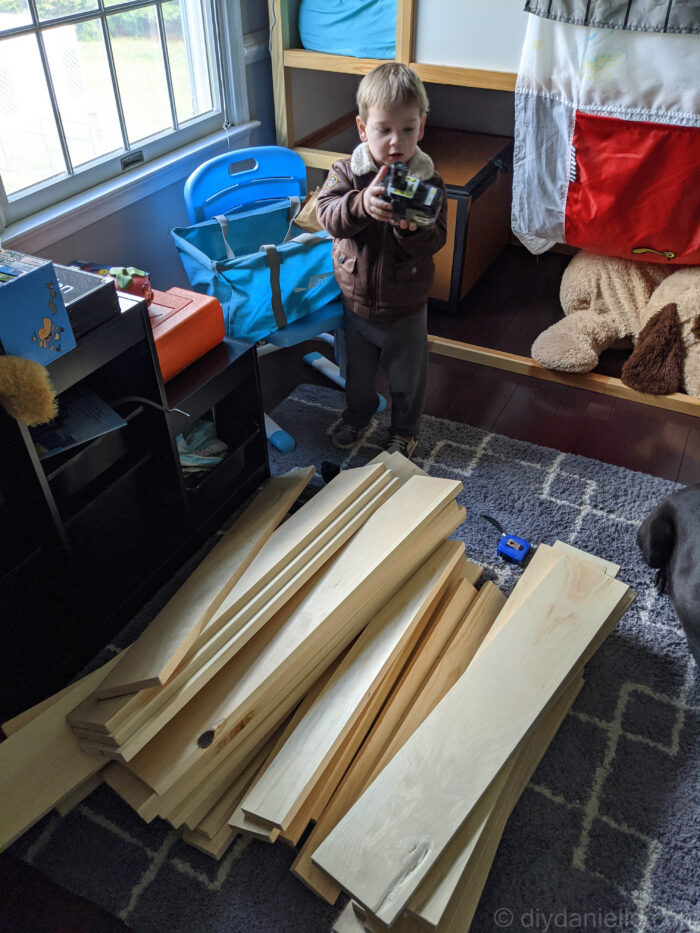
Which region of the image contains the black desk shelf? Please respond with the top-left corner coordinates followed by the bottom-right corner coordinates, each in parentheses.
top-left (1, 295), bottom-right (269, 720)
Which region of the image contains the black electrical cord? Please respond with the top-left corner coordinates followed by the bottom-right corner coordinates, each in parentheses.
top-left (480, 513), bottom-right (506, 535)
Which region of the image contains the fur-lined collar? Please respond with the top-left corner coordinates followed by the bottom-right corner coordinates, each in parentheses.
top-left (350, 143), bottom-right (434, 180)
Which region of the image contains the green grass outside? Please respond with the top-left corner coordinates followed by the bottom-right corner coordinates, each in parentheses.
top-left (1, 37), bottom-right (202, 196)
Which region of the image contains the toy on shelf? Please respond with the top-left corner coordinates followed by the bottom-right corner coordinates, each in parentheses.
top-left (531, 250), bottom-right (700, 397)
top-left (0, 355), bottom-right (57, 426)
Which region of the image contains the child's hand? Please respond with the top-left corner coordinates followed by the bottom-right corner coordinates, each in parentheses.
top-left (362, 165), bottom-right (417, 232)
top-left (362, 166), bottom-right (393, 224)
top-left (392, 216), bottom-right (418, 233)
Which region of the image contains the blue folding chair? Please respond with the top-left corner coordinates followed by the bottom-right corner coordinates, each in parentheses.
top-left (183, 146), bottom-right (346, 453)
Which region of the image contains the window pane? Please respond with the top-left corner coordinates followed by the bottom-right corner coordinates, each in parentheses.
top-left (0, 0), bottom-right (32, 31)
top-left (108, 8), bottom-right (172, 144)
top-left (35, 0), bottom-right (97, 21)
top-left (164, 0), bottom-right (213, 124)
top-left (43, 22), bottom-right (123, 169)
top-left (0, 34), bottom-right (66, 195)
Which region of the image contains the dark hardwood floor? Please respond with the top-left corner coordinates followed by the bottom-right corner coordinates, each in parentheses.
top-left (260, 245), bottom-right (699, 485)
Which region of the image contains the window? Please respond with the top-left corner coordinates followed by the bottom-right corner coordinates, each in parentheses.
top-left (0, 0), bottom-right (232, 230)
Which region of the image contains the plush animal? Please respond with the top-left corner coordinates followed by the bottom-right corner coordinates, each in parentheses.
top-left (638, 483), bottom-right (700, 666)
top-left (531, 251), bottom-right (700, 396)
top-left (0, 355), bottom-right (57, 426)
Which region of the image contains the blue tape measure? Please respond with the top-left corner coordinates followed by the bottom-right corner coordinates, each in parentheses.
top-left (481, 514), bottom-right (532, 565)
top-left (497, 534), bottom-right (532, 563)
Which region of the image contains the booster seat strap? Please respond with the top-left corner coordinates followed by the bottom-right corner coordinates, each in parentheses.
top-left (260, 244), bottom-right (288, 330)
top-left (213, 214), bottom-right (236, 260)
top-left (282, 196), bottom-right (302, 243)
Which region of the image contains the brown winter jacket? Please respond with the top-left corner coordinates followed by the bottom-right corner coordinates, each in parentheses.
top-left (315, 144), bottom-right (447, 322)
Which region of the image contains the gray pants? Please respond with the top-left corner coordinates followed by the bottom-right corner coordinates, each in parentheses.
top-left (339, 304), bottom-right (427, 438)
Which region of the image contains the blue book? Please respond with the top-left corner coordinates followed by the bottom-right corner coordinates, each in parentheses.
top-left (0, 249), bottom-right (77, 364)
top-left (31, 388), bottom-right (127, 460)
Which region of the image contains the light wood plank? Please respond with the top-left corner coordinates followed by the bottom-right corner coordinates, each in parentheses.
top-left (428, 335), bottom-right (700, 417)
top-left (293, 147), bottom-right (350, 171)
top-left (333, 900), bottom-right (369, 933)
top-left (284, 48), bottom-right (390, 75)
top-left (239, 541), bottom-right (463, 830)
top-left (375, 582), bottom-right (506, 773)
top-left (475, 545), bottom-right (563, 658)
top-left (152, 501), bottom-right (463, 822)
top-left (0, 655), bottom-right (120, 849)
top-left (227, 808), bottom-right (281, 843)
top-left (197, 742), bottom-right (277, 839)
top-left (312, 557), bottom-right (630, 925)
top-left (211, 465), bottom-right (388, 632)
top-left (125, 478), bottom-right (462, 794)
top-left (476, 542), bottom-right (615, 666)
top-left (182, 823), bottom-right (238, 860)
top-left (276, 625), bottom-right (440, 849)
top-left (412, 62), bottom-right (516, 92)
top-left (95, 469), bottom-right (314, 698)
top-left (3, 677), bottom-right (89, 737)
top-left (267, 0), bottom-right (296, 146)
top-left (368, 450), bottom-right (426, 485)
top-left (72, 465), bottom-right (384, 728)
top-left (292, 578), bottom-right (497, 903)
top-left (157, 698), bottom-right (299, 826)
top-left (102, 762), bottom-right (159, 821)
top-left (552, 540), bottom-right (620, 577)
top-left (68, 471), bottom-right (397, 747)
top-left (437, 611), bottom-right (629, 933)
top-left (396, 0), bottom-right (414, 63)
top-left (406, 675), bottom-right (584, 930)
top-left (146, 501), bottom-right (464, 816)
top-left (54, 772), bottom-right (103, 816)
top-left (114, 477), bottom-right (400, 759)
top-left (277, 702), bottom-right (377, 848)
top-left (359, 680), bottom-right (585, 933)
top-left (193, 662), bottom-right (344, 836)
top-left (368, 593), bottom-right (635, 932)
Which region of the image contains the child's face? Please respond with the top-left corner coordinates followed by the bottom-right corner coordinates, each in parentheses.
top-left (356, 103), bottom-right (426, 169)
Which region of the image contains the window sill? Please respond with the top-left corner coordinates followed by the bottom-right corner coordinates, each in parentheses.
top-left (3, 120), bottom-right (260, 255)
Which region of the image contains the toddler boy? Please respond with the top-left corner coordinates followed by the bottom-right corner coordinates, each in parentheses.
top-left (316, 62), bottom-right (447, 459)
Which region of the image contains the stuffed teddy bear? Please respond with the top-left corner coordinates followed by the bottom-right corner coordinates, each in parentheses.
top-left (0, 355), bottom-right (57, 425)
top-left (531, 250), bottom-right (700, 396)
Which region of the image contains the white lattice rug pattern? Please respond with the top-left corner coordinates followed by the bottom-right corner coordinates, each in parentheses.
top-left (9, 384), bottom-right (699, 933)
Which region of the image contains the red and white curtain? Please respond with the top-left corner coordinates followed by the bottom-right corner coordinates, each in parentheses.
top-left (511, 3), bottom-right (700, 265)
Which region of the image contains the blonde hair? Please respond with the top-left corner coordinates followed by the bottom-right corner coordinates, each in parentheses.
top-left (356, 63), bottom-right (429, 122)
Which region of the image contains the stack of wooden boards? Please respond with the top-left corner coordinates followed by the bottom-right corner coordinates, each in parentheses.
top-left (0, 454), bottom-right (465, 844)
top-left (0, 453), bottom-right (634, 933)
top-left (320, 546), bottom-right (632, 933)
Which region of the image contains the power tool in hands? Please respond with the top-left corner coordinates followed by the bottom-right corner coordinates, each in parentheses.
top-left (380, 163), bottom-right (443, 227)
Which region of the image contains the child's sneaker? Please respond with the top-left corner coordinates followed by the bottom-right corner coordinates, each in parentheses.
top-left (331, 422), bottom-right (367, 450)
top-left (386, 434), bottom-right (418, 460)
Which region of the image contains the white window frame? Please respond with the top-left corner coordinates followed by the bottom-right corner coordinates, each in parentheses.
top-left (0, 0), bottom-right (256, 245)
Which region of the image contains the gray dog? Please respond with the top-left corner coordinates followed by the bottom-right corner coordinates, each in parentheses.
top-left (637, 483), bottom-right (700, 666)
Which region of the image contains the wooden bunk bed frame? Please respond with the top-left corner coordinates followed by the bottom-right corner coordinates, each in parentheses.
top-left (268, 0), bottom-right (700, 419)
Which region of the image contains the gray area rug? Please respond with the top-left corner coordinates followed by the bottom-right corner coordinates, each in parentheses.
top-left (11, 384), bottom-right (699, 933)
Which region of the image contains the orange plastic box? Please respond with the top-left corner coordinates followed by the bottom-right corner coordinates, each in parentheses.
top-left (148, 287), bottom-right (225, 383)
